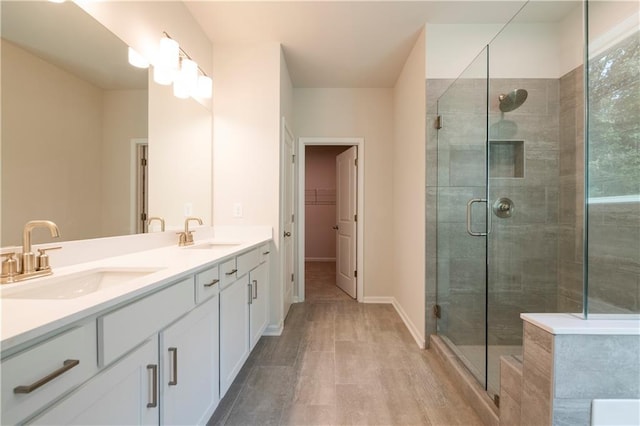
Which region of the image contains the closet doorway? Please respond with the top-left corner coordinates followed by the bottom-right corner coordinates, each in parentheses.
top-left (296, 138), bottom-right (364, 303)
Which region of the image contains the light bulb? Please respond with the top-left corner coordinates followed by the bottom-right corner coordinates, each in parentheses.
top-left (128, 47), bottom-right (149, 69)
top-left (173, 58), bottom-right (198, 99)
top-left (196, 75), bottom-right (213, 98)
top-left (153, 36), bottom-right (179, 85)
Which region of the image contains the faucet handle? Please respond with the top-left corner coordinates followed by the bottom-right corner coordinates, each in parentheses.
top-left (37, 246), bottom-right (62, 255)
top-left (1, 252), bottom-right (18, 278)
top-left (36, 246), bottom-right (62, 271)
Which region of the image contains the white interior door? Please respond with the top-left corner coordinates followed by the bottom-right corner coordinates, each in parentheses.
top-left (336, 146), bottom-right (357, 298)
top-left (282, 121), bottom-right (295, 318)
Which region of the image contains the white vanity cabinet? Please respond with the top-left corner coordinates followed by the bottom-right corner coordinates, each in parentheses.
top-left (1, 239), bottom-right (272, 425)
top-left (219, 273), bottom-right (251, 397)
top-left (220, 246), bottom-right (271, 396)
top-left (160, 294), bottom-right (219, 425)
top-left (1, 323), bottom-right (97, 425)
top-left (249, 261), bottom-right (269, 350)
top-left (29, 336), bottom-right (160, 426)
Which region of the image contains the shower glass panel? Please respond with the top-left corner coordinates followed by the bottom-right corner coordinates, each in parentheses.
top-left (436, 47), bottom-right (488, 388)
top-left (586, 1), bottom-right (640, 315)
top-left (486, 0), bottom-right (585, 397)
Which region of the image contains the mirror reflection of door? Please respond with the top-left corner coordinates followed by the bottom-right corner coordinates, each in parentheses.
top-left (136, 143), bottom-right (149, 233)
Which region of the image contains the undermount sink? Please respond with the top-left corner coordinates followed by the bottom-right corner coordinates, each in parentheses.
top-left (184, 242), bottom-right (241, 250)
top-left (2, 267), bottom-right (165, 300)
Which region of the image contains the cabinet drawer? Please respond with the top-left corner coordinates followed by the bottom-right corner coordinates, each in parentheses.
top-left (98, 278), bottom-right (194, 367)
top-left (237, 248), bottom-right (260, 277)
top-left (1, 322), bottom-right (97, 425)
top-left (259, 243), bottom-right (271, 264)
top-left (219, 258), bottom-right (237, 289)
top-left (195, 265), bottom-right (219, 303)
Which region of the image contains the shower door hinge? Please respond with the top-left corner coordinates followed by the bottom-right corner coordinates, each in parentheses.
top-left (433, 304), bottom-right (441, 319)
top-left (354, 270), bottom-right (357, 278)
top-left (140, 213), bottom-right (147, 221)
top-left (140, 158), bottom-right (147, 167)
top-left (435, 115), bottom-right (443, 130)
top-left (354, 214), bottom-right (357, 222)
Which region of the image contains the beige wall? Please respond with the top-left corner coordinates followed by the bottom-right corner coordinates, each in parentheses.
top-left (392, 29), bottom-right (427, 346)
top-left (1, 40), bottom-right (103, 245)
top-left (212, 42), bottom-right (283, 327)
top-left (101, 89), bottom-right (148, 237)
top-left (294, 88), bottom-right (394, 299)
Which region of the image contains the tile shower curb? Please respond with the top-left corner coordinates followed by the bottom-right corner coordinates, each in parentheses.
top-left (430, 335), bottom-right (499, 426)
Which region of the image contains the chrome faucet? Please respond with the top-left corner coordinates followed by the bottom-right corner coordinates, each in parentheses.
top-left (147, 216), bottom-right (166, 232)
top-left (177, 217), bottom-right (203, 246)
top-left (1, 220), bottom-right (61, 284)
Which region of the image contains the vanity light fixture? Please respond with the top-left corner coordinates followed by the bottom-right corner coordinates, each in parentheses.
top-left (48, 0), bottom-right (65, 3)
top-left (153, 32), bottom-right (213, 99)
top-left (128, 47), bottom-right (149, 69)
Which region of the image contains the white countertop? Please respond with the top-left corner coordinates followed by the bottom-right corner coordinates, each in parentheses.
top-left (521, 313), bottom-right (640, 335)
top-left (1, 227), bottom-right (271, 354)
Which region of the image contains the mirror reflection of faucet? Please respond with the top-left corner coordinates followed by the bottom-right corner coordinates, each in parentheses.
top-left (1, 220), bottom-right (61, 284)
top-left (147, 216), bottom-right (166, 232)
top-left (177, 217), bottom-right (203, 247)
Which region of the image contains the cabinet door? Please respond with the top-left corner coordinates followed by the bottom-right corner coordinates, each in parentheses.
top-left (161, 296), bottom-right (219, 425)
top-left (219, 275), bottom-right (250, 397)
top-left (249, 262), bottom-right (269, 350)
top-left (29, 336), bottom-right (159, 426)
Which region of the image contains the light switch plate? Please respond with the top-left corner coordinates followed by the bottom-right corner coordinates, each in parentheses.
top-left (233, 203), bottom-right (243, 218)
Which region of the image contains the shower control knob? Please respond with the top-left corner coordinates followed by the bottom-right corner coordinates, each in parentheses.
top-left (493, 197), bottom-right (515, 219)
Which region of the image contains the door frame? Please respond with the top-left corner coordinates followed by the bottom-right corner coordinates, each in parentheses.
top-left (297, 137), bottom-right (365, 302)
top-left (130, 138), bottom-right (148, 234)
top-left (279, 118), bottom-right (296, 323)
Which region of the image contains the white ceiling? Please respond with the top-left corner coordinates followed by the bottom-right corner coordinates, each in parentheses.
top-left (185, 1), bottom-right (537, 88)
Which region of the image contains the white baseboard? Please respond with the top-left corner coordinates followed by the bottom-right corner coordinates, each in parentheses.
top-left (391, 298), bottom-right (426, 349)
top-left (362, 297), bottom-right (425, 349)
top-left (305, 257), bottom-right (336, 262)
top-left (362, 296), bottom-right (394, 304)
top-left (263, 323), bottom-right (283, 336)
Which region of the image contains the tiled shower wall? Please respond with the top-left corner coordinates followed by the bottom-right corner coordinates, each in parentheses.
top-left (426, 75), bottom-right (583, 346)
top-left (487, 78), bottom-right (561, 345)
top-left (428, 61), bottom-right (638, 347)
top-left (557, 66), bottom-right (585, 313)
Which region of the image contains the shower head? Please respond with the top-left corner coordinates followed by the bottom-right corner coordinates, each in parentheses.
top-left (498, 89), bottom-right (528, 112)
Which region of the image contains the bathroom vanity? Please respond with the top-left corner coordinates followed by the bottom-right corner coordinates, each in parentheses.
top-left (0, 227), bottom-right (271, 425)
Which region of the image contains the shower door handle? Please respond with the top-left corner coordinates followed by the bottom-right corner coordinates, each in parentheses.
top-left (467, 198), bottom-right (488, 236)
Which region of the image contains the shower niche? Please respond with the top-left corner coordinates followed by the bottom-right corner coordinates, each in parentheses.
top-left (489, 140), bottom-right (524, 178)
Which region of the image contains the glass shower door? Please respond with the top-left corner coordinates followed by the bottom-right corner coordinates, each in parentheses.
top-left (436, 47), bottom-right (489, 388)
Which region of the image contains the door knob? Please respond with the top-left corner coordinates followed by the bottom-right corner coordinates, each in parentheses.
top-left (332, 225), bottom-right (339, 230)
top-left (284, 231), bottom-right (292, 237)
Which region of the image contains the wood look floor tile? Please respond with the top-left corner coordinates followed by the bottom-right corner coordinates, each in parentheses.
top-left (209, 261), bottom-right (483, 426)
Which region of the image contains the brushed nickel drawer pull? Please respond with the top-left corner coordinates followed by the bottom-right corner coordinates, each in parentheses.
top-left (147, 364), bottom-right (158, 408)
top-left (253, 279), bottom-right (258, 299)
top-left (225, 269), bottom-right (237, 276)
top-left (14, 359), bottom-right (80, 394)
top-left (168, 347), bottom-right (178, 386)
top-left (248, 283), bottom-right (253, 305)
top-left (204, 278), bottom-right (219, 287)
